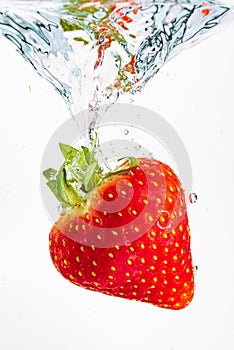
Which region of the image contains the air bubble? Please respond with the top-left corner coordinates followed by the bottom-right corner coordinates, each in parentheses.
top-left (3, 8), bottom-right (9, 17)
top-left (134, 144), bottom-right (141, 151)
top-left (189, 193), bottom-right (198, 203)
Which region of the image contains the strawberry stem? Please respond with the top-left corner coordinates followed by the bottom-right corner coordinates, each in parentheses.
top-left (43, 133), bottom-right (138, 209)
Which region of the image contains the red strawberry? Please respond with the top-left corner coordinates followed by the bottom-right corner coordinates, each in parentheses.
top-left (44, 135), bottom-right (194, 310)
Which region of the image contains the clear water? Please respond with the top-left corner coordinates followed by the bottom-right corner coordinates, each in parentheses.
top-left (0, 0), bottom-right (233, 119)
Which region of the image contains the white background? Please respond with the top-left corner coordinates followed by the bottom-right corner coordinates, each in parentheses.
top-left (0, 16), bottom-right (234, 350)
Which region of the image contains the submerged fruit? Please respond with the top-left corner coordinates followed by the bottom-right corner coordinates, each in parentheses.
top-left (44, 136), bottom-right (194, 310)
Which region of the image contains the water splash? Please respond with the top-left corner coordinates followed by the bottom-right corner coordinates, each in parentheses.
top-left (0, 3), bottom-right (82, 113)
top-left (0, 0), bottom-right (233, 118)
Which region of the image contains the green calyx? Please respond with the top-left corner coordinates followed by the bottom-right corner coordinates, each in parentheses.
top-left (43, 133), bottom-right (138, 209)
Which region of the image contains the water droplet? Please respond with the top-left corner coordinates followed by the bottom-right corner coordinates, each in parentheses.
top-left (134, 144), bottom-right (141, 151)
top-left (193, 265), bottom-right (198, 272)
top-left (189, 193), bottom-right (198, 204)
top-left (124, 129), bottom-right (129, 135)
top-left (129, 98), bottom-right (134, 103)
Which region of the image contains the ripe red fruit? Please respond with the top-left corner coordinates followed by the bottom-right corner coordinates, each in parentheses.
top-left (44, 135), bottom-right (194, 310)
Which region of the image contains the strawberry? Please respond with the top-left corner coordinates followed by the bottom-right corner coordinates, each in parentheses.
top-left (43, 134), bottom-right (194, 310)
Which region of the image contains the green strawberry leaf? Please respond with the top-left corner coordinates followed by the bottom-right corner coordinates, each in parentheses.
top-left (57, 167), bottom-right (81, 207)
top-left (46, 180), bottom-right (66, 206)
top-left (43, 168), bottom-right (57, 181)
top-left (84, 161), bottom-right (99, 192)
top-left (81, 146), bottom-right (90, 164)
top-left (59, 143), bottom-right (78, 159)
top-left (43, 133), bottom-right (138, 208)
